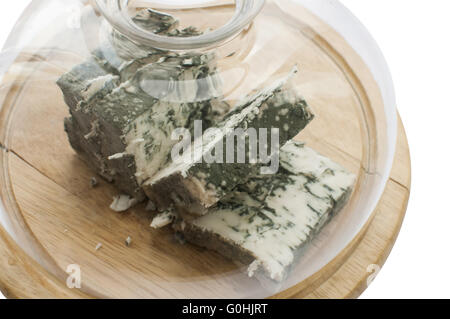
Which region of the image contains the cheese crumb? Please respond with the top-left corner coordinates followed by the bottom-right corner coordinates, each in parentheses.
top-left (90, 177), bottom-right (98, 188)
top-left (110, 195), bottom-right (138, 212)
top-left (95, 243), bottom-right (103, 251)
top-left (150, 210), bottom-right (176, 229)
top-left (247, 260), bottom-right (261, 278)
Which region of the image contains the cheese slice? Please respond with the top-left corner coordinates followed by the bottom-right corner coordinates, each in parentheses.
top-left (175, 141), bottom-right (355, 281)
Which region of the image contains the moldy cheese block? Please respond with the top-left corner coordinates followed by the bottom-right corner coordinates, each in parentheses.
top-left (62, 53), bottom-right (225, 201)
top-left (145, 67), bottom-right (314, 215)
top-left (58, 9), bottom-right (225, 201)
top-left (173, 141), bottom-right (355, 281)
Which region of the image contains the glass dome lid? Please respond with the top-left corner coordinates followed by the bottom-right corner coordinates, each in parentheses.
top-left (0, 0), bottom-right (397, 298)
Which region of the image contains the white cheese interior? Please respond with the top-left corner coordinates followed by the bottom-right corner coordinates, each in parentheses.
top-left (124, 100), bottom-right (193, 184)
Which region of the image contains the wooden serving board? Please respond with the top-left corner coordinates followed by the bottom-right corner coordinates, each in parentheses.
top-left (0, 116), bottom-right (409, 299)
top-left (0, 3), bottom-right (410, 298)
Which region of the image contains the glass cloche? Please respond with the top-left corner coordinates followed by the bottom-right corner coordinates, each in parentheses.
top-left (0, 0), bottom-right (397, 298)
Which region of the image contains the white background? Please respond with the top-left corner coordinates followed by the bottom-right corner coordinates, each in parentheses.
top-left (0, 0), bottom-right (449, 299)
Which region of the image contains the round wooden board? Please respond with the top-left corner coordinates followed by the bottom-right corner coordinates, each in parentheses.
top-left (0, 118), bottom-right (409, 299)
top-left (0, 3), bottom-right (410, 299)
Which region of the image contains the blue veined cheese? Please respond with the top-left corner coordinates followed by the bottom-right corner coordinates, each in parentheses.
top-left (58, 8), bottom-right (205, 113)
top-left (175, 141), bottom-right (356, 282)
top-left (57, 59), bottom-right (119, 112)
top-left (114, 54), bottom-right (227, 183)
top-left (58, 8), bottom-right (181, 109)
top-left (59, 9), bottom-right (226, 201)
top-left (69, 53), bottom-right (225, 198)
top-left (144, 67), bottom-right (314, 216)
